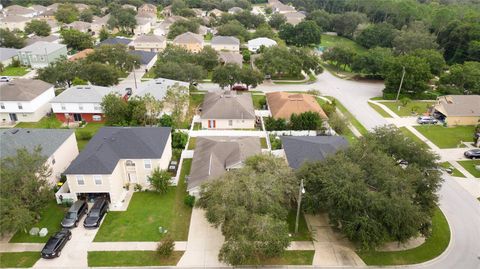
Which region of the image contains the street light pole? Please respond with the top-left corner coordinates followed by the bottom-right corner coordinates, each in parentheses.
top-left (295, 178), bottom-right (305, 234)
top-left (133, 61), bottom-right (138, 90)
top-left (395, 66), bottom-right (406, 103)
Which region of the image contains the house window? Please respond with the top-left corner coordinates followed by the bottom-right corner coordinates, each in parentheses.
top-left (94, 104), bottom-right (101, 111)
top-left (92, 115), bottom-right (101, 121)
top-left (228, 120), bottom-right (233, 126)
top-left (78, 104), bottom-right (83, 110)
top-left (0, 103), bottom-right (4, 109)
top-left (76, 175), bottom-right (85, 185)
top-left (17, 103), bottom-right (23, 109)
top-left (144, 159), bottom-right (152, 169)
top-left (93, 175), bottom-right (102, 185)
top-left (61, 103), bottom-right (66, 110)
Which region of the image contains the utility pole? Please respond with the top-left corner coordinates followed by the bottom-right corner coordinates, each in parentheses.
top-left (295, 178), bottom-right (305, 234)
top-left (133, 60), bottom-right (138, 90)
top-left (395, 66), bottom-right (406, 103)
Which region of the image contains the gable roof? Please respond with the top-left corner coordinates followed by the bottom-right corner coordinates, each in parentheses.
top-left (218, 51), bottom-right (242, 66)
top-left (133, 78), bottom-right (189, 100)
top-left (69, 48), bottom-right (94, 61)
top-left (248, 37), bottom-right (277, 46)
top-left (434, 95), bottom-right (480, 117)
top-left (0, 128), bottom-right (74, 159)
top-left (51, 85), bottom-right (117, 103)
top-left (173, 32), bottom-right (203, 44)
top-left (284, 11), bottom-right (305, 25)
top-left (31, 5), bottom-right (48, 13)
top-left (128, 50), bottom-right (157, 65)
top-left (0, 79), bottom-right (53, 101)
top-left (65, 127), bottom-right (171, 175)
top-left (66, 21), bottom-right (91, 31)
top-left (4, 5), bottom-right (36, 15)
top-left (201, 91), bottom-right (255, 120)
top-left (25, 34), bottom-right (60, 46)
top-left (134, 34), bottom-right (165, 43)
top-left (281, 136), bottom-right (348, 169)
top-left (19, 41), bottom-right (65, 55)
top-left (211, 36), bottom-right (240, 46)
top-left (188, 136), bottom-right (261, 190)
top-left (266, 92), bottom-right (328, 120)
top-left (0, 47), bottom-right (19, 62)
top-left (98, 37), bottom-right (132, 46)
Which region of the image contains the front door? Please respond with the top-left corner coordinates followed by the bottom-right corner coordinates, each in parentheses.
top-left (9, 113), bottom-right (17, 122)
top-left (73, 113), bottom-right (82, 121)
top-left (208, 120), bottom-right (216, 128)
top-left (128, 173), bottom-right (137, 183)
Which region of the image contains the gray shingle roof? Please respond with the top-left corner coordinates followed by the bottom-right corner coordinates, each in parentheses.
top-left (134, 34), bottom-right (165, 43)
top-left (64, 127), bottom-right (171, 175)
top-left (98, 37), bottom-right (132, 46)
top-left (281, 136), bottom-right (348, 169)
top-left (25, 35), bottom-right (60, 46)
top-left (435, 95), bottom-right (480, 117)
top-left (0, 79), bottom-right (53, 101)
top-left (51, 85), bottom-right (117, 103)
top-left (0, 47), bottom-right (18, 62)
top-left (173, 32), bottom-right (203, 44)
top-left (218, 51), bottom-right (242, 66)
top-left (211, 36), bottom-right (240, 46)
top-left (133, 78), bottom-right (189, 100)
top-left (19, 41), bottom-right (66, 55)
top-left (201, 91), bottom-right (255, 120)
top-left (128, 50), bottom-right (157, 65)
top-left (0, 128), bottom-right (74, 159)
top-left (188, 136), bottom-right (261, 190)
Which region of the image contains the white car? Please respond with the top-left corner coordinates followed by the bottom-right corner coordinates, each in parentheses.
top-left (0, 76), bottom-right (11, 82)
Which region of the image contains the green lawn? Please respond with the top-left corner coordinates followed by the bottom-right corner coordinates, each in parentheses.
top-left (88, 251), bottom-right (184, 266)
top-left (378, 101), bottom-right (435, 117)
top-left (10, 200), bottom-right (66, 243)
top-left (358, 207), bottom-right (450, 265)
top-left (75, 123), bottom-right (105, 151)
top-left (399, 127), bottom-right (425, 146)
top-left (15, 116), bottom-right (62, 129)
top-left (414, 125), bottom-right (475, 149)
top-left (0, 252), bottom-right (40, 268)
top-left (142, 68), bottom-right (156, 79)
top-left (319, 34), bottom-right (366, 54)
top-left (260, 137), bottom-right (268, 149)
top-left (246, 251), bottom-right (314, 265)
top-left (187, 137), bottom-right (196, 150)
top-left (334, 98), bottom-right (368, 135)
top-left (94, 160), bottom-right (192, 241)
top-left (0, 66), bottom-right (29, 76)
top-left (368, 102), bottom-right (392, 118)
top-left (439, 162), bottom-right (465, 178)
top-left (177, 93), bottom-right (205, 129)
top-left (193, 122), bottom-right (202, 130)
top-left (457, 160), bottom-right (480, 178)
top-left (252, 94), bottom-right (266, 109)
top-left (287, 211), bottom-right (312, 241)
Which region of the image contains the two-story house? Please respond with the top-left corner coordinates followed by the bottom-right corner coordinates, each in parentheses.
top-left (210, 36), bottom-right (240, 52)
top-left (0, 79), bottom-right (55, 124)
top-left (18, 41), bottom-right (67, 68)
top-left (132, 34), bottom-right (166, 52)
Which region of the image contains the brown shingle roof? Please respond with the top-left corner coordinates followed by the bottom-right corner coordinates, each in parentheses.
top-left (266, 92), bottom-right (328, 120)
top-left (435, 95), bottom-right (480, 117)
top-left (69, 48), bottom-right (94, 61)
top-left (201, 91), bottom-right (255, 120)
top-left (173, 31), bottom-right (203, 44)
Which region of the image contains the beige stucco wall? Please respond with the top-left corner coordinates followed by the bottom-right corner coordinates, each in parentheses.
top-left (46, 133), bottom-right (79, 185)
top-left (201, 118), bottom-right (255, 129)
top-left (175, 42), bottom-right (203, 53)
top-left (446, 116), bottom-right (480, 126)
top-left (0, 102), bottom-right (51, 123)
top-left (211, 44), bottom-right (239, 52)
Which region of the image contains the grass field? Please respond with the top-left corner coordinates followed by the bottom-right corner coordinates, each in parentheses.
top-left (414, 125), bottom-right (475, 149)
top-left (10, 200), bottom-right (66, 243)
top-left (15, 116), bottom-right (62, 129)
top-left (94, 160), bottom-right (192, 241)
top-left (88, 251), bottom-right (184, 266)
top-left (358, 207), bottom-right (450, 265)
top-left (457, 160), bottom-right (480, 178)
top-left (252, 94), bottom-right (266, 109)
top-left (378, 101), bottom-right (435, 117)
top-left (319, 34), bottom-right (366, 53)
top-left (246, 251), bottom-right (315, 265)
top-left (439, 162), bottom-right (465, 178)
top-left (0, 252), bottom-right (40, 268)
top-left (0, 66), bottom-right (29, 76)
top-left (368, 102), bottom-right (392, 118)
top-left (260, 137), bottom-right (268, 149)
top-left (75, 123), bottom-right (105, 151)
top-left (287, 211), bottom-right (312, 241)
top-left (187, 137), bottom-right (196, 150)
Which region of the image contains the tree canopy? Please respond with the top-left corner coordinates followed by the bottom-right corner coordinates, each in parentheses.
top-left (0, 29), bottom-right (25, 49)
top-left (439, 61), bottom-right (480, 95)
top-left (55, 3), bottom-right (79, 24)
top-left (25, 20), bottom-right (51, 37)
top-left (279, 20), bottom-right (322, 47)
top-left (60, 29), bottom-right (95, 51)
top-left (383, 55), bottom-right (432, 96)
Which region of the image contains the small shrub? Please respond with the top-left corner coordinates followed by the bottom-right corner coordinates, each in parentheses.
top-left (322, 101), bottom-right (336, 117)
top-left (159, 114), bottom-right (173, 127)
top-left (269, 134), bottom-right (282, 150)
top-left (184, 194), bottom-right (195, 207)
top-left (328, 112), bottom-right (348, 135)
top-left (77, 130), bottom-right (92, 140)
top-left (400, 97), bottom-right (411, 107)
top-left (148, 168), bottom-right (171, 194)
top-left (172, 131), bottom-right (188, 149)
top-left (307, 89), bottom-right (320, 96)
top-left (9, 58), bottom-right (21, 67)
top-left (134, 183), bottom-right (143, 191)
top-left (157, 236), bottom-right (175, 257)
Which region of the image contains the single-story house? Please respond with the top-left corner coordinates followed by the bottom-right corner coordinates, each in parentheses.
top-left (132, 34), bottom-right (166, 52)
top-left (0, 79), bottom-right (54, 123)
top-left (50, 85), bottom-right (121, 123)
top-left (25, 34), bottom-right (60, 46)
top-left (0, 47), bottom-right (19, 66)
top-left (97, 37), bottom-right (133, 47)
top-left (219, 51), bottom-right (243, 67)
top-left (0, 128), bottom-right (79, 185)
top-left (63, 127), bottom-right (172, 206)
top-left (266, 92), bottom-right (328, 120)
top-left (228, 7), bottom-right (243, 14)
top-left (132, 78), bottom-right (189, 116)
top-left (65, 21), bottom-right (92, 33)
top-left (173, 32), bottom-right (204, 53)
top-left (433, 95), bottom-right (480, 126)
top-left (18, 41), bottom-right (67, 68)
top-left (187, 136), bottom-right (261, 196)
top-left (281, 136), bottom-right (348, 169)
top-left (210, 36), bottom-right (240, 52)
top-left (248, 37), bottom-right (277, 52)
top-left (201, 91), bottom-right (256, 129)
top-left (268, 0), bottom-right (296, 14)
top-left (0, 15), bottom-right (31, 31)
top-left (284, 11), bottom-right (306, 26)
top-left (128, 50), bottom-right (158, 71)
top-left (2, 4), bottom-right (37, 17)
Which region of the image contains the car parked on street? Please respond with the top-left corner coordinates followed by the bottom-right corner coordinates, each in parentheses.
top-left (417, 116), bottom-right (438, 124)
top-left (83, 198), bottom-right (109, 229)
top-left (232, 85), bottom-right (248, 91)
top-left (464, 149), bottom-right (480, 159)
top-left (0, 76), bottom-right (11, 82)
top-left (61, 200), bottom-right (88, 228)
top-left (41, 229), bottom-right (72, 259)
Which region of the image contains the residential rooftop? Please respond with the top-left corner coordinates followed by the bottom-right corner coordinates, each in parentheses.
top-left (51, 85), bottom-right (118, 104)
top-left (0, 79), bottom-right (53, 101)
top-left (201, 91), bottom-right (255, 120)
top-left (19, 41), bottom-right (66, 55)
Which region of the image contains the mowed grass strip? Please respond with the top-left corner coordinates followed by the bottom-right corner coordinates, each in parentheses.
top-left (287, 211), bottom-right (312, 241)
top-left (246, 250), bottom-right (315, 265)
top-left (358, 207), bottom-right (450, 265)
top-left (94, 160), bottom-right (192, 241)
top-left (399, 127), bottom-right (426, 146)
top-left (368, 102), bottom-right (392, 118)
top-left (87, 251), bottom-right (184, 267)
top-left (457, 160), bottom-right (480, 178)
top-left (439, 162), bottom-right (465, 178)
top-left (414, 125), bottom-right (475, 149)
top-left (378, 101), bottom-right (435, 117)
top-left (0, 252), bottom-right (40, 268)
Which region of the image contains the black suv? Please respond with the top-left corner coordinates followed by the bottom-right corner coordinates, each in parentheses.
top-left (83, 198), bottom-right (109, 228)
top-left (464, 149), bottom-right (480, 159)
top-left (61, 200), bottom-right (88, 228)
top-left (41, 229), bottom-right (72, 259)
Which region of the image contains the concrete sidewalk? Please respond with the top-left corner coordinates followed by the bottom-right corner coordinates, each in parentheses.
top-left (0, 243), bottom-right (43, 252)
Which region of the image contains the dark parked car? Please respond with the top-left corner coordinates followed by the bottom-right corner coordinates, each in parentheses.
top-left (61, 200), bottom-right (88, 228)
top-left (83, 198), bottom-right (109, 228)
top-left (41, 229), bottom-right (72, 259)
top-left (232, 85), bottom-right (248, 91)
top-left (417, 116), bottom-right (438, 124)
top-left (464, 149), bottom-right (480, 159)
